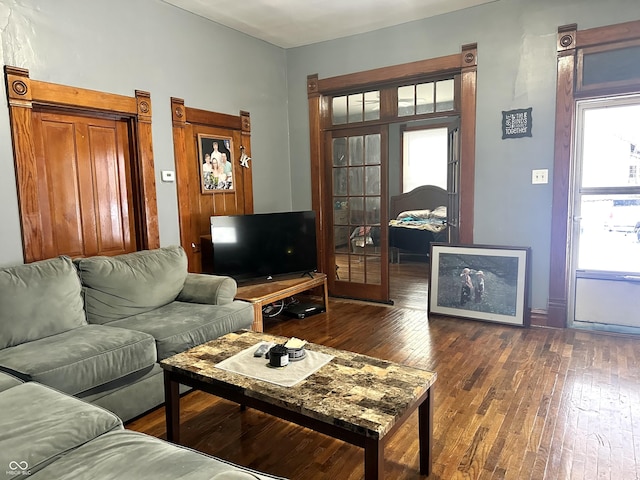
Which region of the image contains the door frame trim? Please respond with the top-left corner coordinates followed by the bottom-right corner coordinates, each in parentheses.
top-left (4, 66), bottom-right (159, 262)
top-left (549, 20), bottom-right (640, 327)
top-left (307, 44), bottom-right (477, 278)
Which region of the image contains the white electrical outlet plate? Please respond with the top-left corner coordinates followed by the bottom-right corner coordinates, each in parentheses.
top-left (161, 170), bottom-right (175, 182)
top-left (532, 169), bottom-right (548, 184)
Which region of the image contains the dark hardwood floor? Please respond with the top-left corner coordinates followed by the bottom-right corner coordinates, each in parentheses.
top-left (127, 261), bottom-right (640, 479)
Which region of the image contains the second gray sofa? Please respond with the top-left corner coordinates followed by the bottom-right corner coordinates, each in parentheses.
top-left (0, 372), bottom-right (285, 480)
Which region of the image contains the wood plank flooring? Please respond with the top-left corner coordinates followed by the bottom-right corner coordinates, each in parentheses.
top-left (127, 262), bottom-right (640, 480)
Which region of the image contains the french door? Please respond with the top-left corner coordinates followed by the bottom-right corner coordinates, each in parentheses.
top-left (569, 96), bottom-right (640, 332)
top-left (447, 120), bottom-right (461, 244)
top-left (326, 126), bottom-right (389, 302)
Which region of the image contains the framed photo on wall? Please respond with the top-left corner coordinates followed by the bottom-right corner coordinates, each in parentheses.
top-left (197, 134), bottom-right (235, 193)
top-left (428, 243), bottom-right (531, 326)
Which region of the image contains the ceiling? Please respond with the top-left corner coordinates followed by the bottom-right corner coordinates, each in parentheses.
top-left (162, 0), bottom-right (498, 48)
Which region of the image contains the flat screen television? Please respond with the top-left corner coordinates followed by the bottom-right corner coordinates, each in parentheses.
top-left (209, 211), bottom-right (317, 282)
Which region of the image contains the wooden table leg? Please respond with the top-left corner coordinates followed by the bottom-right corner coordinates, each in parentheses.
top-left (164, 370), bottom-right (181, 443)
top-left (418, 386), bottom-right (433, 476)
top-left (250, 303), bottom-right (264, 332)
top-left (364, 436), bottom-right (384, 480)
top-left (322, 277), bottom-right (329, 313)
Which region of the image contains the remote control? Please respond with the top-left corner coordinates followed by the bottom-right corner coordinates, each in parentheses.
top-left (253, 343), bottom-right (273, 357)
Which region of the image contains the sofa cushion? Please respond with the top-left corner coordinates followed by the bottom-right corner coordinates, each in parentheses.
top-left (0, 371), bottom-right (23, 392)
top-left (0, 325), bottom-right (157, 395)
top-left (0, 256), bottom-right (86, 349)
top-left (105, 301), bottom-right (253, 360)
top-left (0, 382), bottom-right (122, 477)
top-left (28, 430), bottom-right (285, 480)
top-left (76, 245), bottom-right (188, 324)
top-left (78, 363), bottom-right (164, 423)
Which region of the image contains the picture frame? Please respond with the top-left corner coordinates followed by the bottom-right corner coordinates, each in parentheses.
top-left (428, 243), bottom-right (531, 326)
top-left (197, 134), bottom-right (235, 193)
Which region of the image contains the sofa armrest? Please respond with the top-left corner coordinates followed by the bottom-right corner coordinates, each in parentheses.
top-left (176, 273), bottom-right (237, 305)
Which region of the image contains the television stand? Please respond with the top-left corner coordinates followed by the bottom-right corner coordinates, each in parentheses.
top-left (235, 272), bottom-right (328, 332)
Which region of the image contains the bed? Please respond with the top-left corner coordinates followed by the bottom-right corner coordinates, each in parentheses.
top-left (389, 185), bottom-right (449, 262)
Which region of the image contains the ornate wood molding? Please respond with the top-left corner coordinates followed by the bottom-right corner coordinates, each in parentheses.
top-left (136, 90), bottom-right (152, 123)
top-left (307, 45), bottom-right (478, 283)
top-left (547, 25), bottom-right (577, 328)
top-left (4, 66), bottom-right (159, 261)
top-left (240, 110), bottom-right (251, 134)
top-left (5, 66), bottom-right (32, 108)
top-left (461, 43), bottom-right (478, 68)
top-left (548, 20), bottom-right (640, 328)
top-left (307, 74), bottom-right (319, 97)
top-left (316, 53), bottom-right (462, 94)
top-left (5, 67), bottom-right (40, 261)
top-left (171, 97), bottom-right (186, 127)
top-left (459, 43), bottom-right (478, 244)
top-left (135, 89), bottom-right (159, 250)
top-left (557, 24), bottom-right (577, 52)
top-left (239, 110), bottom-right (254, 221)
top-left (307, 76), bottom-right (326, 275)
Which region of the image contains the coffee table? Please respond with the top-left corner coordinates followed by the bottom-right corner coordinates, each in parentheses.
top-left (160, 330), bottom-right (437, 479)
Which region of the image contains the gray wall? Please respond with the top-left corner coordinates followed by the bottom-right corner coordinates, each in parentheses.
top-left (2, 0), bottom-right (640, 312)
top-left (285, 0), bottom-right (640, 310)
top-left (0, 0), bottom-right (291, 266)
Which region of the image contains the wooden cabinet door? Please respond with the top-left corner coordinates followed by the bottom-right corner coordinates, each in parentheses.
top-left (170, 100), bottom-right (253, 273)
top-left (178, 124), bottom-right (251, 272)
top-left (32, 110), bottom-right (136, 258)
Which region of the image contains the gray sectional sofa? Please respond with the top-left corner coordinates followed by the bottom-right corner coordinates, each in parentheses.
top-left (0, 372), bottom-right (284, 479)
top-left (0, 246), bottom-right (287, 478)
top-left (0, 245), bottom-right (254, 422)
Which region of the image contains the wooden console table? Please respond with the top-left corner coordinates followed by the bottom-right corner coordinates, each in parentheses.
top-left (235, 273), bottom-right (328, 332)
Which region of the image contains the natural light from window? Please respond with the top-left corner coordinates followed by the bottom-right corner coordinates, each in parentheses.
top-left (576, 102), bottom-right (640, 272)
top-left (402, 128), bottom-right (447, 193)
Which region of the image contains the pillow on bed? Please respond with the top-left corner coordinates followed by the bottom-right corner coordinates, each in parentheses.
top-left (397, 209), bottom-right (431, 220)
top-left (429, 206), bottom-right (447, 219)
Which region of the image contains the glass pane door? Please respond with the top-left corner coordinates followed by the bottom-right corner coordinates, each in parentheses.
top-left (570, 97), bottom-right (640, 331)
top-left (329, 127), bottom-right (389, 302)
top-left (447, 121), bottom-right (460, 244)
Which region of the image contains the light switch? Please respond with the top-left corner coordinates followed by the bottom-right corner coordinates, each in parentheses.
top-left (161, 170), bottom-right (175, 182)
top-left (532, 169), bottom-right (548, 184)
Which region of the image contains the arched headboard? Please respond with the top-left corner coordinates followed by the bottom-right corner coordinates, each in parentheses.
top-left (390, 185), bottom-right (448, 219)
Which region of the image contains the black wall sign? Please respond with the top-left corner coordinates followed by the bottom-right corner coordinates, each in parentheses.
top-left (502, 107), bottom-right (532, 139)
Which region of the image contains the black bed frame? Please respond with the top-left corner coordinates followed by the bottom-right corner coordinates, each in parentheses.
top-left (389, 185), bottom-right (448, 262)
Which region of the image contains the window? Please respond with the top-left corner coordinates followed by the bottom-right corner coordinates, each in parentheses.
top-left (398, 79), bottom-right (455, 117)
top-left (331, 78), bottom-right (457, 126)
top-left (402, 128), bottom-right (448, 193)
top-left (332, 91), bottom-right (380, 125)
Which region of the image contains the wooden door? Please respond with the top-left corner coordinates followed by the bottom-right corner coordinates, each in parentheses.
top-left (326, 125), bottom-right (390, 303)
top-left (569, 96), bottom-right (640, 332)
top-left (5, 67), bottom-right (159, 263)
top-left (171, 100), bottom-right (253, 273)
top-left (31, 110), bottom-right (136, 258)
top-left (183, 125), bottom-right (248, 272)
